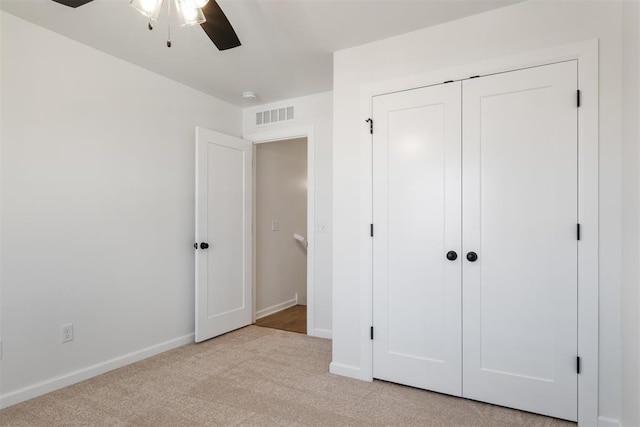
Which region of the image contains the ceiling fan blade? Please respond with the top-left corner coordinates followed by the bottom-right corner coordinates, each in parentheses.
top-left (52, 0), bottom-right (94, 7)
top-left (200, 0), bottom-right (241, 51)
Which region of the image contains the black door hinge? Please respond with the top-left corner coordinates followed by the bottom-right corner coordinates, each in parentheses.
top-left (577, 356), bottom-right (581, 374)
top-left (443, 80), bottom-right (454, 84)
top-left (577, 90), bottom-right (581, 108)
top-left (469, 75), bottom-right (480, 79)
top-left (577, 223), bottom-right (581, 241)
top-left (366, 118), bottom-right (373, 134)
top-left (370, 224), bottom-right (374, 237)
top-left (370, 326), bottom-right (374, 340)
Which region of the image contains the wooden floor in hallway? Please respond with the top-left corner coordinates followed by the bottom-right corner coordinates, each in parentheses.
top-left (255, 305), bottom-right (306, 334)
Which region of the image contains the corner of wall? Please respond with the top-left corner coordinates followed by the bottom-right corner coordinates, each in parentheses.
top-left (0, 9), bottom-right (4, 394)
top-left (620, 1), bottom-right (640, 426)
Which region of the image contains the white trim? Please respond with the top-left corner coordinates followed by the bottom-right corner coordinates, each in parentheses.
top-left (244, 126), bottom-right (317, 338)
top-left (575, 40), bottom-right (600, 427)
top-left (598, 417), bottom-right (620, 427)
top-left (310, 328), bottom-right (332, 340)
top-left (329, 362), bottom-right (368, 380)
top-left (359, 39), bottom-right (599, 427)
top-left (0, 333), bottom-right (194, 410)
top-left (255, 294), bottom-right (299, 320)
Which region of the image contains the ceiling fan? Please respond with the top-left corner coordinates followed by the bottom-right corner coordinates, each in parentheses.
top-left (51, 0), bottom-right (241, 50)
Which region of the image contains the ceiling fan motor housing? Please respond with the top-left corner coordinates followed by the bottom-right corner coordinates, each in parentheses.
top-left (51, 0), bottom-right (94, 7)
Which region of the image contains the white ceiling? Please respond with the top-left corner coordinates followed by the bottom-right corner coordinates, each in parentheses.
top-left (0, 0), bottom-right (521, 106)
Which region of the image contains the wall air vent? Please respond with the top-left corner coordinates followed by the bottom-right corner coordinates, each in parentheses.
top-left (256, 106), bottom-right (294, 126)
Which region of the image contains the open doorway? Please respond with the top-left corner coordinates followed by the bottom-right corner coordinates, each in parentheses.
top-left (253, 137), bottom-right (308, 334)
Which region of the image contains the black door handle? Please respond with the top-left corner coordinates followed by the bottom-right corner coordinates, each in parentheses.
top-left (446, 251), bottom-right (457, 261)
top-left (200, 242), bottom-right (209, 249)
top-left (466, 251), bottom-right (478, 262)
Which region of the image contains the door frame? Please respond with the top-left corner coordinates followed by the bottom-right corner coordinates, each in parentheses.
top-left (243, 126), bottom-right (318, 337)
top-left (359, 40), bottom-right (598, 426)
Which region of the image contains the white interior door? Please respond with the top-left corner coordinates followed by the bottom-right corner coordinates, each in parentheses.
top-left (372, 82), bottom-right (462, 396)
top-left (195, 127), bottom-right (252, 343)
top-left (462, 61), bottom-right (578, 420)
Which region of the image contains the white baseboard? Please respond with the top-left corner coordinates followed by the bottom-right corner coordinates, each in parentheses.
top-left (0, 333), bottom-right (194, 410)
top-left (599, 417), bottom-right (620, 427)
top-left (255, 294), bottom-right (298, 320)
top-left (309, 328), bottom-right (332, 339)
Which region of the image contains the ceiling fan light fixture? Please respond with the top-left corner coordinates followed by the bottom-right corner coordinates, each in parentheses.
top-left (130, 0), bottom-right (164, 21)
top-left (176, 0), bottom-right (206, 26)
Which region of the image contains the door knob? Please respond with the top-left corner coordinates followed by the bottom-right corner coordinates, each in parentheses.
top-left (446, 251), bottom-right (458, 261)
top-left (200, 242), bottom-right (209, 249)
top-left (466, 251), bottom-right (478, 262)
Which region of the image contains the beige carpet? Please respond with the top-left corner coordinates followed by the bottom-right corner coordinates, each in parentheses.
top-left (0, 326), bottom-right (575, 426)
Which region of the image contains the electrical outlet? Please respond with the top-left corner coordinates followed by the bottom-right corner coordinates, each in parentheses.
top-left (61, 323), bottom-right (73, 343)
top-left (271, 220), bottom-right (280, 231)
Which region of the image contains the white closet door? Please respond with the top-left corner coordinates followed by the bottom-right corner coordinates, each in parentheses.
top-left (462, 61), bottom-right (578, 420)
top-left (373, 82), bottom-right (462, 396)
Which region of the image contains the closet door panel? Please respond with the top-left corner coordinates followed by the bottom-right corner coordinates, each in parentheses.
top-left (372, 82), bottom-right (462, 396)
top-left (462, 61), bottom-right (578, 421)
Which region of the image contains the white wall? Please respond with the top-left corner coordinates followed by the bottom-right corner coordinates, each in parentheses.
top-left (256, 137), bottom-right (308, 314)
top-left (621, 2), bottom-right (640, 426)
top-left (0, 11), bottom-right (241, 407)
top-left (0, 6), bottom-right (4, 393)
top-left (332, 0), bottom-right (626, 423)
top-left (243, 91), bottom-right (333, 337)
